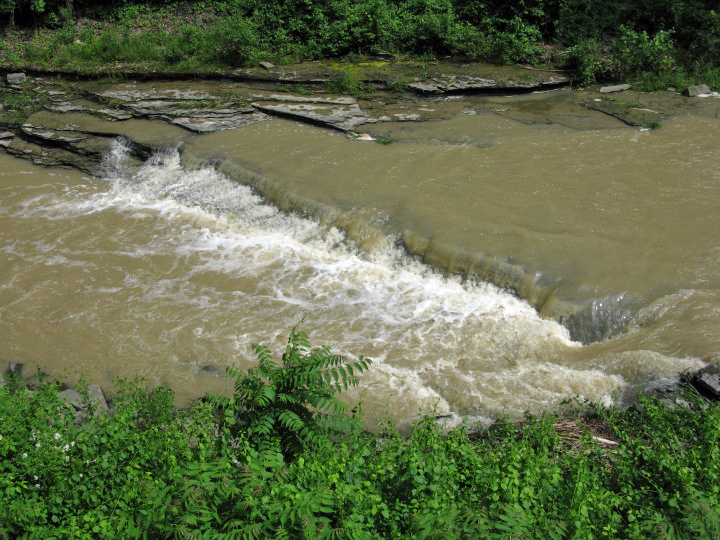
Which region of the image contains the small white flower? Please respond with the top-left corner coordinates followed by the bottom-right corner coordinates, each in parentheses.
top-left (33, 475), bottom-right (38, 481)
top-left (70, 441), bottom-right (75, 447)
top-left (53, 433), bottom-right (61, 440)
top-left (35, 483), bottom-right (40, 488)
top-left (0, 434), bottom-right (3, 440)
top-left (62, 444), bottom-right (70, 452)
top-left (64, 456), bottom-right (69, 462)
top-left (79, 473), bottom-right (83, 479)
top-left (35, 443), bottom-right (41, 448)
top-left (21, 453), bottom-right (28, 459)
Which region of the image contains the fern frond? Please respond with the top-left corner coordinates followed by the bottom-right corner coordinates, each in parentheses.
top-left (278, 410), bottom-right (305, 432)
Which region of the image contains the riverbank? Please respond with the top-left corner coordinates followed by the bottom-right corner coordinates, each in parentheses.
top-left (1, 0), bottom-right (719, 90)
top-left (1, 340), bottom-right (719, 537)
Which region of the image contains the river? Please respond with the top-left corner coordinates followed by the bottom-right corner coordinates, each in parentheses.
top-left (1, 89), bottom-right (717, 430)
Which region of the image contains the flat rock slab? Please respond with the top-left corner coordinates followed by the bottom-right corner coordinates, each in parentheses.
top-left (408, 74), bottom-right (568, 94)
top-left (90, 87), bottom-right (214, 102)
top-left (8, 110), bottom-right (188, 173)
top-left (232, 60), bottom-right (569, 95)
top-left (581, 99), bottom-right (662, 127)
top-left (8, 134), bottom-right (112, 173)
top-left (25, 110), bottom-right (187, 148)
top-left (252, 101), bottom-right (371, 131)
top-left (172, 111), bottom-right (268, 133)
top-left (250, 93), bottom-right (357, 105)
top-left (600, 84), bottom-right (631, 93)
top-left (83, 83), bottom-right (266, 133)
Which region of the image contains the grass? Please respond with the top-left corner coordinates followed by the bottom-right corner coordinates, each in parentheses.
top-left (0, 87), bottom-right (48, 125)
top-left (1, 329), bottom-right (718, 537)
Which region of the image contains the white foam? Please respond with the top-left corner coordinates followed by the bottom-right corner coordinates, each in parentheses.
top-left (3, 142), bottom-right (632, 423)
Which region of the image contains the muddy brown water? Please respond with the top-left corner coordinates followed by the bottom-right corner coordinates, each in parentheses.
top-left (1, 89), bottom-right (718, 430)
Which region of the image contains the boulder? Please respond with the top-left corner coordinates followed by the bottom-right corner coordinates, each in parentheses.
top-left (259, 61), bottom-right (276, 70)
top-left (6, 73), bottom-right (26, 85)
top-left (87, 384), bottom-right (109, 414)
top-left (599, 84), bottom-right (631, 93)
top-left (689, 364), bottom-right (720, 400)
top-left (684, 84), bottom-right (712, 97)
top-left (59, 389), bottom-right (84, 409)
top-left (7, 362), bottom-right (24, 375)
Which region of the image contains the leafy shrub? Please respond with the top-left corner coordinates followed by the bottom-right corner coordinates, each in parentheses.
top-left (213, 325), bottom-right (371, 458)
top-left (565, 38), bottom-right (606, 85)
top-left (610, 25), bottom-right (678, 80)
top-left (208, 14), bottom-right (259, 67)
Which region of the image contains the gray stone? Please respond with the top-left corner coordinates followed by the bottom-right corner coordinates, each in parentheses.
top-left (250, 93), bottom-right (356, 105)
top-left (684, 84), bottom-right (712, 97)
top-left (7, 362), bottom-right (23, 375)
top-left (0, 131), bottom-right (14, 139)
top-left (87, 384), bottom-right (109, 414)
top-left (59, 389), bottom-right (84, 409)
top-left (600, 84), bottom-right (631, 93)
top-left (259, 61), bottom-right (276, 70)
top-left (392, 114), bottom-right (421, 122)
top-left (95, 108), bottom-right (134, 121)
top-left (690, 364), bottom-right (720, 399)
top-left (45, 102), bottom-right (88, 114)
top-left (171, 111), bottom-right (268, 133)
top-left (408, 82), bottom-right (442, 94)
top-left (6, 73), bottom-right (26, 85)
top-left (252, 102), bottom-right (370, 131)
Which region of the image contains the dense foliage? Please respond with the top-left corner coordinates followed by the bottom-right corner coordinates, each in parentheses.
top-left (0, 0), bottom-right (718, 87)
top-left (1, 329), bottom-right (719, 537)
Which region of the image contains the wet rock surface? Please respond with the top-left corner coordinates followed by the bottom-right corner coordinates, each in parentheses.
top-left (2, 65), bottom-right (716, 175)
top-left (623, 363), bottom-right (720, 410)
top-left (580, 97), bottom-right (663, 127)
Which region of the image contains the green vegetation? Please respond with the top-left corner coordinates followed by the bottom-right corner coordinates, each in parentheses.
top-left (0, 86), bottom-right (47, 125)
top-left (1, 328), bottom-right (719, 537)
top-left (0, 1), bottom-right (718, 87)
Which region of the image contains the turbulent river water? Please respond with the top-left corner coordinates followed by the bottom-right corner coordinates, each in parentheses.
top-left (1, 91), bottom-right (718, 430)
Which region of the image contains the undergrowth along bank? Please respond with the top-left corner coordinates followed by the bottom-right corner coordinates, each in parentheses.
top-left (1, 328), bottom-right (719, 538)
top-left (0, 1), bottom-right (719, 89)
